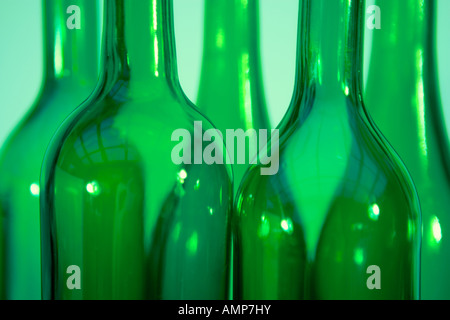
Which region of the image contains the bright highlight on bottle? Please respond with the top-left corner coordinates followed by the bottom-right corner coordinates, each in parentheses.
top-left (344, 86), bottom-right (350, 96)
top-left (281, 218), bottom-right (293, 235)
top-left (54, 28), bottom-right (63, 77)
top-left (432, 216), bottom-right (442, 243)
top-left (178, 169), bottom-right (188, 184)
top-left (179, 169), bottom-right (188, 180)
top-left (30, 183), bottom-right (40, 197)
top-left (368, 203), bottom-right (380, 221)
top-left (86, 181), bottom-right (101, 196)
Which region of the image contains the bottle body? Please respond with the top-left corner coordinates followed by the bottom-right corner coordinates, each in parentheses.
top-left (40, 0), bottom-right (233, 300)
top-left (235, 98), bottom-right (420, 299)
top-left (41, 87), bottom-right (232, 299)
top-left (234, 0), bottom-right (421, 300)
top-left (0, 88), bottom-right (98, 300)
top-left (0, 0), bottom-right (100, 300)
top-left (364, 0), bottom-right (450, 299)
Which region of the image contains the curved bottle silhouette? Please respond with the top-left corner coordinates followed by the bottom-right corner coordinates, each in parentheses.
top-left (364, 0), bottom-right (450, 300)
top-left (0, 0), bottom-right (101, 300)
top-left (40, 0), bottom-right (232, 300)
top-left (196, 0), bottom-right (270, 190)
top-left (234, 0), bottom-right (421, 299)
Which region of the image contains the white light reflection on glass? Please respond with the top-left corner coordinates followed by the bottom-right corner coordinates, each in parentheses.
top-left (30, 183), bottom-right (40, 197)
top-left (281, 218), bottom-right (294, 235)
top-left (86, 181), bottom-right (101, 196)
top-left (432, 216), bottom-right (442, 244)
top-left (368, 203), bottom-right (380, 221)
top-left (416, 49), bottom-right (428, 157)
top-left (178, 169), bottom-right (188, 184)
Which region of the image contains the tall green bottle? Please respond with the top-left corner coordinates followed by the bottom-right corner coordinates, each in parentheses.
top-left (364, 0), bottom-right (450, 300)
top-left (196, 0), bottom-right (270, 190)
top-left (40, 0), bottom-right (232, 300)
top-left (0, 0), bottom-right (101, 300)
top-left (234, 0), bottom-right (421, 300)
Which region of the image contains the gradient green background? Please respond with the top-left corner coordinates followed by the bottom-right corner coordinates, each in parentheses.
top-left (0, 0), bottom-right (449, 146)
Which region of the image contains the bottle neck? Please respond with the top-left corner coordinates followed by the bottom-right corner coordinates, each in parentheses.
top-left (103, 0), bottom-right (179, 90)
top-left (198, 0), bottom-right (266, 130)
top-left (300, 0), bottom-right (364, 101)
top-left (366, 0), bottom-right (431, 89)
top-left (43, 0), bottom-right (100, 85)
top-left (365, 0), bottom-right (450, 169)
top-left (202, 0), bottom-right (261, 71)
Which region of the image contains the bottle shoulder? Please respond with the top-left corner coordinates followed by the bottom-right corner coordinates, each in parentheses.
top-left (237, 108), bottom-right (421, 219)
top-left (235, 113), bottom-right (421, 275)
top-left (40, 89), bottom-right (234, 228)
top-left (44, 87), bottom-right (233, 183)
top-left (0, 83), bottom-right (98, 172)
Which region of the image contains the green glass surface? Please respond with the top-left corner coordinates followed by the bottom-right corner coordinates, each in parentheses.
top-left (364, 0), bottom-right (450, 300)
top-left (40, 0), bottom-right (232, 300)
top-left (196, 0), bottom-right (270, 190)
top-left (0, 0), bottom-right (101, 300)
top-left (234, 0), bottom-right (421, 300)
top-left (0, 204), bottom-right (4, 300)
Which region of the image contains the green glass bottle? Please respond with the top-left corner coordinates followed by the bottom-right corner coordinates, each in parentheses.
top-left (0, 0), bottom-right (101, 300)
top-left (40, 0), bottom-right (232, 300)
top-left (0, 206), bottom-right (4, 300)
top-left (364, 0), bottom-right (450, 300)
top-left (234, 0), bottom-right (421, 300)
top-left (196, 0), bottom-right (270, 190)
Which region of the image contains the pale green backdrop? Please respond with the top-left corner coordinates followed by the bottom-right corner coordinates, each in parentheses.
top-left (0, 0), bottom-right (449, 146)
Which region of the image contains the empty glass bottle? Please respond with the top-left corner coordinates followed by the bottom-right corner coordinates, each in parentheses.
top-left (40, 0), bottom-right (232, 300)
top-left (234, 0), bottom-right (421, 300)
top-left (0, 0), bottom-right (101, 300)
top-left (364, 0), bottom-right (450, 300)
top-left (196, 0), bottom-right (270, 190)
